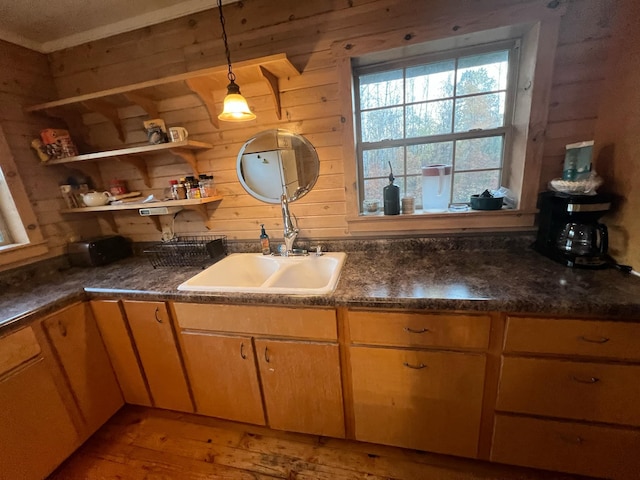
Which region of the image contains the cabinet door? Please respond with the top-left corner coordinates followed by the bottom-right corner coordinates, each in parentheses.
top-left (180, 331), bottom-right (265, 425)
top-left (90, 300), bottom-right (152, 406)
top-left (350, 346), bottom-right (486, 458)
top-left (0, 327), bottom-right (78, 480)
top-left (123, 300), bottom-right (193, 412)
top-left (42, 303), bottom-right (123, 436)
top-left (255, 339), bottom-right (345, 438)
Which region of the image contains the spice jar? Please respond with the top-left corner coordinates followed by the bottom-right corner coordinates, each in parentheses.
top-left (109, 178), bottom-right (128, 196)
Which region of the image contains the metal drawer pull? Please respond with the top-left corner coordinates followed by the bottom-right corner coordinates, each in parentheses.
top-left (559, 434), bottom-right (584, 445)
top-left (264, 346), bottom-right (270, 363)
top-left (240, 342), bottom-right (247, 360)
top-left (571, 375), bottom-right (600, 384)
top-left (403, 362), bottom-right (426, 369)
top-left (403, 327), bottom-right (430, 334)
top-left (578, 335), bottom-right (609, 344)
top-left (154, 307), bottom-right (162, 323)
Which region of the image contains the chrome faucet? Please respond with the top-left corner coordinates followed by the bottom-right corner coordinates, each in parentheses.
top-left (281, 194), bottom-right (299, 255)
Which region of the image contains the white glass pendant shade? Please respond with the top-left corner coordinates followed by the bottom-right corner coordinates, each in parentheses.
top-left (218, 82), bottom-right (256, 121)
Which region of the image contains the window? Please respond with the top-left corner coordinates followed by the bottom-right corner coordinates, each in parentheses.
top-left (354, 40), bottom-right (518, 212)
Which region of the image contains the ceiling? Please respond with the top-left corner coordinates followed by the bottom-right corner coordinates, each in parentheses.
top-left (0, 0), bottom-right (235, 53)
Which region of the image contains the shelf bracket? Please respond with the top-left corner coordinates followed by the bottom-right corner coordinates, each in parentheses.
top-left (116, 155), bottom-right (151, 188)
top-left (148, 216), bottom-right (162, 232)
top-left (82, 99), bottom-right (125, 143)
top-left (169, 148), bottom-right (200, 177)
top-left (186, 77), bottom-right (220, 130)
top-left (96, 212), bottom-right (118, 232)
top-left (185, 205), bottom-right (213, 230)
top-left (259, 66), bottom-right (283, 120)
top-left (123, 92), bottom-right (159, 118)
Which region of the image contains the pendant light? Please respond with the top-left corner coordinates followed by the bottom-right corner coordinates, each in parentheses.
top-left (217, 0), bottom-right (255, 121)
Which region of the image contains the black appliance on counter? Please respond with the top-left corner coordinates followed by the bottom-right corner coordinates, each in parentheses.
top-left (534, 191), bottom-right (612, 268)
top-left (68, 235), bottom-right (132, 267)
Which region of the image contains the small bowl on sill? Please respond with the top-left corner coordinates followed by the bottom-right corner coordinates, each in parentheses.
top-left (470, 195), bottom-right (503, 210)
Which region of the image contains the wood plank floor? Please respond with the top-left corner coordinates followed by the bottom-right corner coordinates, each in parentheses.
top-left (48, 405), bottom-right (595, 480)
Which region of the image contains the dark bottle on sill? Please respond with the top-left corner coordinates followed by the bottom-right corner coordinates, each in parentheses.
top-left (383, 162), bottom-right (400, 215)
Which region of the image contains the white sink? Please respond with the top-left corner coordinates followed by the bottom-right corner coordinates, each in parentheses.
top-left (177, 252), bottom-right (347, 295)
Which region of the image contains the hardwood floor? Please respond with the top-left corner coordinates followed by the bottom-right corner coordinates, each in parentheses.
top-left (48, 405), bottom-right (594, 480)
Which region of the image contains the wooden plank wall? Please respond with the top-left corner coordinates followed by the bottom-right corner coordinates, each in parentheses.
top-left (592, 0), bottom-right (640, 267)
top-left (14, 0), bottom-right (617, 246)
top-left (0, 40), bottom-right (100, 268)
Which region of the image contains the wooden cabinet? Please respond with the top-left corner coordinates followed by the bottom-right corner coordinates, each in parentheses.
top-left (179, 331), bottom-right (264, 425)
top-left (174, 303), bottom-right (345, 438)
top-left (41, 302), bottom-right (123, 436)
top-left (346, 309), bottom-right (491, 458)
top-left (255, 338), bottom-right (344, 437)
top-left (122, 300), bottom-right (193, 412)
top-left (492, 315), bottom-right (640, 480)
top-left (0, 327), bottom-right (78, 480)
top-left (90, 300), bottom-right (152, 406)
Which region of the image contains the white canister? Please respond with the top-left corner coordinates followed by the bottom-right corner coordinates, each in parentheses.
top-left (421, 164), bottom-right (452, 212)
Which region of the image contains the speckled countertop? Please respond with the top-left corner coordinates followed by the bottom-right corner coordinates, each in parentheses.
top-left (1, 235), bottom-right (639, 332)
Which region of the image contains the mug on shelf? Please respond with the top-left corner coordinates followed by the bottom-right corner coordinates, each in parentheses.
top-left (169, 126), bottom-right (189, 142)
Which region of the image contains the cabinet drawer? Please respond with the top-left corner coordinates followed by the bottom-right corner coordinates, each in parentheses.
top-left (492, 414), bottom-right (640, 480)
top-left (497, 356), bottom-right (640, 426)
top-left (350, 346), bottom-right (486, 458)
top-left (505, 316), bottom-right (640, 360)
top-left (0, 327), bottom-right (41, 376)
top-left (348, 310), bottom-right (491, 349)
top-left (174, 303), bottom-right (337, 341)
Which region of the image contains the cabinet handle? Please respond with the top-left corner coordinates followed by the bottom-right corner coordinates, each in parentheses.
top-left (240, 342), bottom-right (247, 360)
top-left (571, 375), bottom-right (599, 384)
top-left (154, 307), bottom-right (163, 323)
top-left (403, 362), bottom-right (426, 369)
top-left (578, 335), bottom-right (609, 344)
top-left (264, 346), bottom-right (270, 363)
top-left (558, 434), bottom-right (584, 445)
top-left (58, 320), bottom-right (67, 337)
top-left (403, 327), bottom-right (430, 334)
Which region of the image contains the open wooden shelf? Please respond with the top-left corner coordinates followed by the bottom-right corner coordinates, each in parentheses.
top-left (61, 195), bottom-right (223, 232)
top-left (26, 53), bottom-right (300, 133)
top-left (44, 140), bottom-right (213, 185)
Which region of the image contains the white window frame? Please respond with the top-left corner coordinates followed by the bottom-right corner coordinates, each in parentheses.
top-left (336, 11), bottom-right (562, 235)
top-left (0, 125), bottom-right (48, 266)
top-left (353, 40), bottom-right (520, 211)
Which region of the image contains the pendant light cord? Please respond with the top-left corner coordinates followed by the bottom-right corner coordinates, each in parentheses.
top-left (217, 0), bottom-right (236, 83)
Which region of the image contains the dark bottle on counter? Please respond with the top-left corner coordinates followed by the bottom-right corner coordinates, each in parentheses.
top-left (383, 161), bottom-right (400, 215)
top-left (260, 224), bottom-right (271, 255)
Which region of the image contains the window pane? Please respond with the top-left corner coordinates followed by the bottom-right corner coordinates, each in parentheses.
top-left (363, 147), bottom-right (403, 179)
top-left (405, 175), bottom-right (422, 207)
top-left (454, 92), bottom-right (505, 132)
top-left (363, 178), bottom-right (387, 205)
top-left (456, 50), bottom-right (509, 95)
top-left (452, 169), bottom-right (501, 203)
top-left (407, 142), bottom-right (453, 172)
top-left (361, 107), bottom-right (404, 142)
top-left (360, 70), bottom-right (403, 109)
top-left (406, 100), bottom-right (453, 138)
top-left (455, 136), bottom-right (503, 170)
top-left (406, 60), bottom-right (455, 102)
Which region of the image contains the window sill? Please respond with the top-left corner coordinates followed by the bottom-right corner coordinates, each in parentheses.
top-left (0, 241), bottom-right (49, 268)
top-left (346, 209), bottom-right (537, 235)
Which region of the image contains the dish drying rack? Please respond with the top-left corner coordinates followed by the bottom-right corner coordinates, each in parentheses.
top-left (143, 235), bottom-right (227, 268)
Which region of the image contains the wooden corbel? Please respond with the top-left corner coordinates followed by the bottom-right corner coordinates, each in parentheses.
top-left (186, 76), bottom-right (220, 129)
top-left (82, 99), bottom-right (126, 142)
top-left (123, 92), bottom-right (159, 118)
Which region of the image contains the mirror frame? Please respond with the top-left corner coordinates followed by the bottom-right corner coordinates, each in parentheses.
top-left (236, 129), bottom-right (320, 204)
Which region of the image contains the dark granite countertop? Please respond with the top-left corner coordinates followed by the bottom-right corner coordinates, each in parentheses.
top-left (1, 238), bottom-right (639, 332)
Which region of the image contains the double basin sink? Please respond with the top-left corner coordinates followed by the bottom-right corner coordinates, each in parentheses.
top-left (178, 252), bottom-right (347, 295)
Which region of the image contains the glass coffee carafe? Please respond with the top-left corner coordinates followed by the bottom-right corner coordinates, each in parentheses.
top-left (556, 222), bottom-right (608, 257)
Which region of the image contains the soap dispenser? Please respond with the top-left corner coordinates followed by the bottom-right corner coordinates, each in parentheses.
top-left (383, 162), bottom-right (400, 215)
top-left (260, 224), bottom-right (271, 255)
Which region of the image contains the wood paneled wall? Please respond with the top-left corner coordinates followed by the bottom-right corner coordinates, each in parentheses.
top-left (593, 0), bottom-right (640, 267)
top-left (5, 0), bottom-right (626, 252)
top-left (0, 40), bottom-right (100, 270)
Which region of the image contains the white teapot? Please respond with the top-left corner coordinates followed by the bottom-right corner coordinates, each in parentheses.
top-left (81, 191), bottom-right (111, 207)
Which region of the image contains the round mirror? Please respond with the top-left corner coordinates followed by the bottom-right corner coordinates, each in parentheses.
top-left (237, 129), bottom-right (320, 204)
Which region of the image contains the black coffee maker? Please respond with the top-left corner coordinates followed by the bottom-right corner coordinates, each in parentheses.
top-left (534, 191), bottom-right (612, 268)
